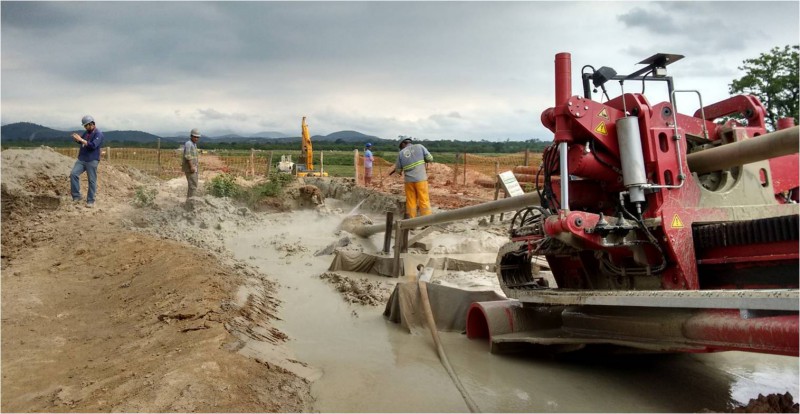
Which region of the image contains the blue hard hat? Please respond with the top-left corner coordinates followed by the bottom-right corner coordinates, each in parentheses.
top-left (365, 142), bottom-right (372, 147)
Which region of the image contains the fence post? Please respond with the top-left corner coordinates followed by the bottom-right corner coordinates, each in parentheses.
top-left (107, 146), bottom-right (111, 161)
top-left (452, 153), bottom-right (459, 187)
top-left (354, 149), bottom-right (360, 185)
top-left (320, 151), bottom-right (324, 175)
top-left (157, 138), bottom-right (162, 175)
top-left (267, 150), bottom-right (273, 177)
top-left (524, 149), bottom-right (530, 166)
top-left (463, 153), bottom-right (467, 185)
top-left (378, 158), bottom-right (383, 187)
top-left (490, 161), bottom-right (500, 223)
top-left (250, 148), bottom-right (255, 177)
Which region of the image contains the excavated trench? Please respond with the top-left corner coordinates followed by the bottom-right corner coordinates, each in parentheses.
top-left (222, 179), bottom-right (799, 413)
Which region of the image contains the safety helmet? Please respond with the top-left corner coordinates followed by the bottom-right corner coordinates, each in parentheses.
top-left (190, 128), bottom-right (201, 138)
top-left (81, 115), bottom-right (94, 126)
top-left (398, 137), bottom-right (412, 149)
top-left (365, 142), bottom-right (372, 147)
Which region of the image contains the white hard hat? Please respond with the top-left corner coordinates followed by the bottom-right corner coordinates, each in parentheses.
top-left (81, 115), bottom-right (94, 126)
top-left (190, 128), bottom-right (201, 137)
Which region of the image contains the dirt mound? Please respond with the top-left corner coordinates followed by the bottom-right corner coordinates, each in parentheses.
top-left (1, 218), bottom-right (311, 412)
top-left (733, 392), bottom-right (799, 413)
top-left (1, 148), bottom-right (313, 411)
top-left (1, 147), bottom-right (145, 202)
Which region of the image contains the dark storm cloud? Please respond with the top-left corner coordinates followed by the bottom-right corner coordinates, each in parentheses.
top-left (617, 2), bottom-right (795, 55)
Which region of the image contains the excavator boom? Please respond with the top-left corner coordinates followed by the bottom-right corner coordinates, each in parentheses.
top-left (301, 116), bottom-right (314, 171)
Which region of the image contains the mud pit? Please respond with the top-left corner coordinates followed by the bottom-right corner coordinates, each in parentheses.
top-left (2, 147), bottom-right (798, 413)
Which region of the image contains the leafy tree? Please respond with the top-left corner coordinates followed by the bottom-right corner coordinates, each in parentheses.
top-left (729, 45), bottom-right (799, 130)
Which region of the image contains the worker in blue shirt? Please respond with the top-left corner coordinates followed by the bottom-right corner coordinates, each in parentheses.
top-left (69, 115), bottom-right (104, 208)
top-left (364, 142), bottom-right (374, 187)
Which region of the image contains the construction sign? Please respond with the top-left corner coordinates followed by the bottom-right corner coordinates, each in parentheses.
top-left (594, 122), bottom-right (608, 135)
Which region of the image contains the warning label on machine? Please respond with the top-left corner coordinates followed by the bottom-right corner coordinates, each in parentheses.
top-left (594, 122), bottom-right (608, 135)
top-left (671, 214), bottom-right (684, 229)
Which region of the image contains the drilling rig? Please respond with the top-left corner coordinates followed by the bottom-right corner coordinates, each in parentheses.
top-left (467, 52), bottom-right (799, 356)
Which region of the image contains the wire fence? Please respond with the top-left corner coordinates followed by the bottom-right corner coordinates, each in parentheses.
top-left (48, 146), bottom-right (543, 187)
top-left (356, 150), bottom-right (543, 188)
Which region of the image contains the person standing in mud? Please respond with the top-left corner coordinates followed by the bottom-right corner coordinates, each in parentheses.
top-left (70, 115), bottom-right (104, 208)
top-left (389, 137), bottom-right (434, 218)
top-left (182, 128), bottom-right (201, 200)
top-left (363, 142), bottom-right (374, 187)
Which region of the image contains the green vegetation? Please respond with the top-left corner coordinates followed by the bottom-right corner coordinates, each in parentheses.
top-left (251, 172), bottom-right (293, 198)
top-left (133, 186), bottom-right (158, 208)
top-left (206, 171), bottom-right (295, 209)
top-left (729, 44), bottom-right (799, 130)
top-left (206, 174), bottom-right (240, 198)
top-left (321, 164), bottom-right (354, 177)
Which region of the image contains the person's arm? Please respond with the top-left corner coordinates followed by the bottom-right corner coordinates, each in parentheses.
top-left (389, 155), bottom-right (402, 176)
top-left (83, 131), bottom-right (103, 150)
top-left (71, 133), bottom-right (85, 146)
top-left (422, 145), bottom-right (433, 163)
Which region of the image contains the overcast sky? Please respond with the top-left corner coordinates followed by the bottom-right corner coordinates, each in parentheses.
top-left (2, 1), bottom-right (798, 140)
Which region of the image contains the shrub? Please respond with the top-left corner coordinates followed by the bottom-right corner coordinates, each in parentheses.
top-left (133, 186), bottom-right (157, 207)
top-left (206, 173), bottom-right (240, 198)
top-left (238, 172), bottom-right (294, 207)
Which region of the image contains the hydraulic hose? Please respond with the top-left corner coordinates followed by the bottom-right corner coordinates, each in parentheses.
top-left (418, 280), bottom-right (481, 413)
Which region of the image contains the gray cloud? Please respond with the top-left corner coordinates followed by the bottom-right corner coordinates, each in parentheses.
top-left (2, 1), bottom-right (798, 140)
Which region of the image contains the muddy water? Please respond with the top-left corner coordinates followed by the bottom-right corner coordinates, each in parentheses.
top-left (225, 204), bottom-right (799, 412)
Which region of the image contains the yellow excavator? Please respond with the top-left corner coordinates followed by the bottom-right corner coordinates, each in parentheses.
top-left (295, 116), bottom-right (328, 177)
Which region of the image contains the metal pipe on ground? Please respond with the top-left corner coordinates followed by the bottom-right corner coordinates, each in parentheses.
top-left (339, 216), bottom-right (388, 238)
top-left (392, 192), bottom-right (541, 276)
top-left (686, 126), bottom-right (799, 174)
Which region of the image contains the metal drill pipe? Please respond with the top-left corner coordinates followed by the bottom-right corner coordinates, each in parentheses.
top-left (396, 192), bottom-right (542, 231)
top-left (686, 126), bottom-right (799, 174)
top-left (392, 191), bottom-right (542, 277)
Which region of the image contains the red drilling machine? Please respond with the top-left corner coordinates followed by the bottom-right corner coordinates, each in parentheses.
top-left (467, 52), bottom-right (799, 356)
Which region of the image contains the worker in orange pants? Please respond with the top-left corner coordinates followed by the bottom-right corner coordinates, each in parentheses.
top-left (389, 137), bottom-right (434, 218)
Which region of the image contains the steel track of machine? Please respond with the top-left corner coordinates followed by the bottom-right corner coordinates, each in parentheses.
top-left (466, 52), bottom-right (799, 356)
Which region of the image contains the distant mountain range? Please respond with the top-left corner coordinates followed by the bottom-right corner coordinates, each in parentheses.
top-left (0, 122), bottom-right (384, 144)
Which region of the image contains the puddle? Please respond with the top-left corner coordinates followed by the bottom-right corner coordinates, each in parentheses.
top-left (224, 207), bottom-right (799, 412)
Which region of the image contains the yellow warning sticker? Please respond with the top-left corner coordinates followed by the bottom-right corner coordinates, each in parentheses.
top-left (594, 122), bottom-right (608, 135)
top-left (598, 108), bottom-right (609, 120)
top-left (671, 214), bottom-right (684, 229)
